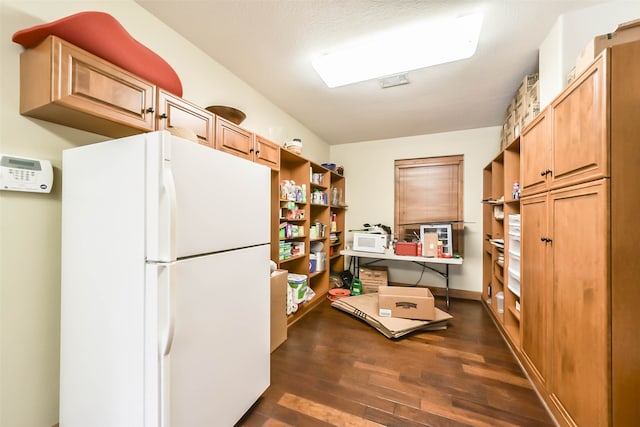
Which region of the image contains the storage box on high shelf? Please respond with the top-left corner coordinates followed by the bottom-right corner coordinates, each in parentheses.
top-left (501, 73), bottom-right (539, 150)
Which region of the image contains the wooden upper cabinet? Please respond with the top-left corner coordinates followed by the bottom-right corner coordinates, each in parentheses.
top-left (156, 90), bottom-right (214, 148)
top-left (215, 121), bottom-right (280, 170)
top-left (20, 35), bottom-right (155, 137)
top-left (522, 54), bottom-right (608, 198)
top-left (254, 135), bottom-right (280, 170)
top-left (551, 54), bottom-right (608, 190)
top-left (520, 110), bottom-right (550, 196)
top-left (215, 116), bottom-right (254, 160)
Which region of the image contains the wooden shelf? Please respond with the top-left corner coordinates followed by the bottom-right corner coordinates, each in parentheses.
top-left (279, 236), bottom-right (306, 241)
top-left (275, 151), bottom-right (347, 326)
top-left (279, 253), bottom-right (306, 264)
top-left (508, 306), bottom-right (521, 322)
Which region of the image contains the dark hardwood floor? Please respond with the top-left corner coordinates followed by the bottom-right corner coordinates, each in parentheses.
top-left (237, 296), bottom-right (555, 427)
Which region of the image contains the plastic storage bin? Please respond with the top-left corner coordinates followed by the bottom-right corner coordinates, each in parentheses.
top-left (509, 233), bottom-right (521, 253)
top-left (508, 267), bottom-right (521, 297)
top-left (496, 291), bottom-right (505, 314)
top-left (508, 250), bottom-right (520, 273)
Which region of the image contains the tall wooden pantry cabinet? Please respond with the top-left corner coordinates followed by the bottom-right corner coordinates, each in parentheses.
top-left (484, 39), bottom-right (640, 427)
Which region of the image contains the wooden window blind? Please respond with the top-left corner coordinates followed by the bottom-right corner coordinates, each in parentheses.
top-left (394, 155), bottom-right (464, 255)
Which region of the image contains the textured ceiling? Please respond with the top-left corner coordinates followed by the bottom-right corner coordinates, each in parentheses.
top-left (136, 0), bottom-right (607, 145)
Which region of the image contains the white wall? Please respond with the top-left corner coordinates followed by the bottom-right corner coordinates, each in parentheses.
top-left (539, 1), bottom-right (639, 107)
top-left (0, 2), bottom-right (329, 426)
top-left (330, 127), bottom-right (501, 293)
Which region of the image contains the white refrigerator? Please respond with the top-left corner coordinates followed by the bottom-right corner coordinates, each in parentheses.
top-left (60, 131), bottom-right (271, 426)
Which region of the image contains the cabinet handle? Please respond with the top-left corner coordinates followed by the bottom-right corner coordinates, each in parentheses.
top-left (255, 150), bottom-right (260, 155)
top-left (541, 169), bottom-right (553, 177)
top-left (146, 107), bottom-right (155, 113)
top-left (540, 237), bottom-right (547, 242)
top-left (160, 113), bottom-right (168, 119)
top-left (249, 148), bottom-right (255, 153)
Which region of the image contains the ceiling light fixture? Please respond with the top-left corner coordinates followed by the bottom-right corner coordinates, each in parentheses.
top-left (312, 13), bottom-right (483, 88)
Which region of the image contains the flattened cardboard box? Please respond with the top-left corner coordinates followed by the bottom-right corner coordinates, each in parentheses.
top-left (331, 293), bottom-right (452, 339)
top-left (378, 286), bottom-right (435, 320)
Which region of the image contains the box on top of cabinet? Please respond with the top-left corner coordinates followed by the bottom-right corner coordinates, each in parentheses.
top-left (575, 19), bottom-right (640, 76)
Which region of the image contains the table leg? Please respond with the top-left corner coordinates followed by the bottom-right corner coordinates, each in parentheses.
top-left (445, 264), bottom-right (450, 310)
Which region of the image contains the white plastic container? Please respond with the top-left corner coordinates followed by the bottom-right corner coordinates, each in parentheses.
top-left (509, 233), bottom-right (521, 253)
top-left (508, 269), bottom-right (521, 298)
top-left (508, 249), bottom-right (521, 273)
top-left (287, 273), bottom-right (308, 303)
top-left (496, 291), bottom-right (505, 314)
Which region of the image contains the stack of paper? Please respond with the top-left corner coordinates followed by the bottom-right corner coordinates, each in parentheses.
top-left (331, 293), bottom-right (453, 339)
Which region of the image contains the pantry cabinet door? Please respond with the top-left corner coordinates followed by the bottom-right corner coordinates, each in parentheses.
top-left (549, 180), bottom-right (609, 427)
top-left (520, 194), bottom-right (549, 386)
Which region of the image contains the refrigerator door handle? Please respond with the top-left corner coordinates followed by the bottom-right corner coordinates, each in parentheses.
top-left (157, 263), bottom-right (175, 427)
top-left (158, 158), bottom-right (177, 261)
top-left (159, 264), bottom-right (176, 356)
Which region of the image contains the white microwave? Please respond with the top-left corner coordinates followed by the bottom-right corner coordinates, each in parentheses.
top-left (352, 232), bottom-right (387, 253)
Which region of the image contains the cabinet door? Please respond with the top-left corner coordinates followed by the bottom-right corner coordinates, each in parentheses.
top-left (254, 135), bottom-right (280, 170)
top-left (520, 109), bottom-right (550, 196)
top-left (551, 56), bottom-right (608, 190)
top-left (215, 117), bottom-right (254, 161)
top-left (520, 194), bottom-right (549, 385)
top-left (21, 35), bottom-right (156, 137)
top-left (156, 90), bottom-right (215, 148)
top-left (549, 180), bottom-right (609, 427)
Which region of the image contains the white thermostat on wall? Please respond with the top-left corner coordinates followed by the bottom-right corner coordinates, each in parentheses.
top-left (0, 153), bottom-right (53, 193)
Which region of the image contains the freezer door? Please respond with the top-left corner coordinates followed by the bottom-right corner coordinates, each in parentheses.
top-left (146, 131), bottom-right (271, 262)
top-left (155, 245), bottom-right (271, 426)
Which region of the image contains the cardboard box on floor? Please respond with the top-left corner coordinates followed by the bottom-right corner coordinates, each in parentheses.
top-left (575, 19), bottom-right (640, 76)
top-left (270, 269), bottom-right (288, 352)
top-left (378, 286), bottom-right (435, 320)
top-left (331, 293), bottom-right (452, 339)
top-left (359, 265), bottom-right (388, 294)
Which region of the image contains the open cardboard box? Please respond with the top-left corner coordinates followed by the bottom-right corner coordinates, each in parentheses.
top-left (378, 285), bottom-right (435, 320)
